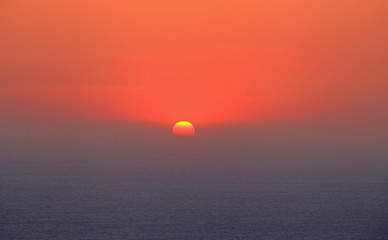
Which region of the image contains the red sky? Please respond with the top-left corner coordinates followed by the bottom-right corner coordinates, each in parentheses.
top-left (1, 0), bottom-right (387, 127)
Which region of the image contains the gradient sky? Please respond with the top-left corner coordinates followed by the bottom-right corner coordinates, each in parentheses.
top-left (1, 0), bottom-right (387, 127)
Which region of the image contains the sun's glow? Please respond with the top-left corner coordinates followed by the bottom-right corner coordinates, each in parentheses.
top-left (172, 121), bottom-right (195, 136)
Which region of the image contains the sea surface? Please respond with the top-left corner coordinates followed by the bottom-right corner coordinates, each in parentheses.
top-left (1, 161), bottom-right (388, 240)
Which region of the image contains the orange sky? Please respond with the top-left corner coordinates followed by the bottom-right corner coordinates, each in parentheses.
top-left (1, 0), bottom-right (387, 126)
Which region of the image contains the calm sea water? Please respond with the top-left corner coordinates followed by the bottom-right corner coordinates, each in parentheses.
top-left (1, 162), bottom-right (387, 240)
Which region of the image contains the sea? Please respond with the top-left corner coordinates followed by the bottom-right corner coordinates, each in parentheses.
top-left (1, 160), bottom-right (387, 240)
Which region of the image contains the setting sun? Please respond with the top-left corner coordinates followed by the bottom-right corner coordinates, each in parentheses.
top-left (1, 1), bottom-right (387, 239)
top-left (172, 121), bottom-right (195, 136)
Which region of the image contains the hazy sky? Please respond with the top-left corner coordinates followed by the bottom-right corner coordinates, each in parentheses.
top-left (1, 0), bottom-right (387, 127)
top-left (0, 0), bottom-right (387, 167)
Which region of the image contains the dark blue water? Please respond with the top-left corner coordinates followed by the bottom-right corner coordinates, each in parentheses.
top-left (1, 162), bottom-right (388, 240)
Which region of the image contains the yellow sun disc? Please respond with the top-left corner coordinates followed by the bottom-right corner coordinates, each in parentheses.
top-left (172, 121), bottom-right (195, 136)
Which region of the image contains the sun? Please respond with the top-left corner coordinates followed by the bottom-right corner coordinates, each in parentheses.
top-left (172, 121), bottom-right (195, 136)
